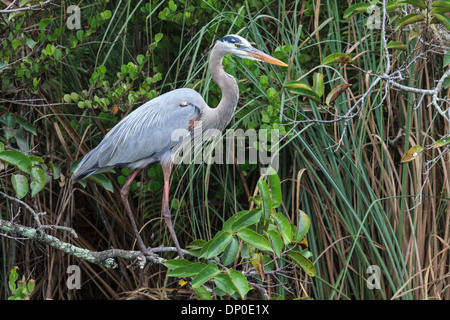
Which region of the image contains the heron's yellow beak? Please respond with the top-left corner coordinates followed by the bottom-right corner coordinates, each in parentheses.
top-left (246, 47), bottom-right (288, 67)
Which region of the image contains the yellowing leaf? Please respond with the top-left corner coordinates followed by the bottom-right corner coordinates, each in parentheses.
top-left (325, 83), bottom-right (352, 105)
top-left (401, 145), bottom-right (424, 163)
top-left (321, 53), bottom-right (353, 65)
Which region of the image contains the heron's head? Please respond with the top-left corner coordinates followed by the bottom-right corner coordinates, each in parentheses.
top-left (216, 34), bottom-right (288, 67)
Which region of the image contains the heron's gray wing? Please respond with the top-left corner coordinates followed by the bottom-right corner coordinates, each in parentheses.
top-left (73, 88), bottom-right (206, 180)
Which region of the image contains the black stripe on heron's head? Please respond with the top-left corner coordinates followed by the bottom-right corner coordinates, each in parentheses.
top-left (218, 35), bottom-right (245, 45)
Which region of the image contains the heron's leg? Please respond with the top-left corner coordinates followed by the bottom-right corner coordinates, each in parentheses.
top-left (120, 169), bottom-right (151, 255)
top-left (161, 162), bottom-right (184, 258)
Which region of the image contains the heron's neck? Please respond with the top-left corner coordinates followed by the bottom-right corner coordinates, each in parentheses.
top-left (207, 47), bottom-right (239, 131)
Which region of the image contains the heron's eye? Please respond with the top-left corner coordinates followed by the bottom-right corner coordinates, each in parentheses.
top-left (235, 44), bottom-right (241, 48)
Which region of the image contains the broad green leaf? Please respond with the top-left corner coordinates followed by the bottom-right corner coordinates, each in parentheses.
top-left (444, 51), bottom-right (450, 67)
top-left (154, 33), bottom-right (163, 43)
top-left (0, 142), bottom-right (4, 151)
top-left (398, 0), bottom-right (426, 10)
top-left (258, 178), bottom-right (271, 219)
top-left (401, 145), bottom-right (424, 163)
top-left (284, 81), bottom-right (321, 103)
top-left (236, 228), bottom-right (272, 252)
top-left (312, 73), bottom-right (325, 98)
top-left (26, 38), bottom-right (37, 49)
top-left (186, 239), bottom-right (206, 250)
top-left (88, 174), bottom-right (113, 192)
top-left (227, 269), bottom-right (253, 299)
top-left (53, 48), bottom-right (62, 61)
top-left (202, 231), bottom-right (233, 258)
top-left (100, 10), bottom-right (112, 20)
top-left (39, 18), bottom-right (52, 30)
top-left (273, 213), bottom-right (292, 244)
top-left (231, 209), bottom-right (261, 232)
top-left (222, 236), bottom-right (239, 266)
top-left (30, 167), bottom-right (46, 197)
top-left (296, 210), bottom-right (311, 242)
top-left (321, 53), bottom-right (352, 65)
top-left (164, 259), bottom-right (192, 270)
top-left (287, 251), bottom-right (316, 277)
top-left (432, 0), bottom-right (450, 10)
top-left (193, 285), bottom-right (211, 300)
top-left (432, 12), bottom-right (450, 31)
top-left (167, 262), bottom-right (206, 277)
top-left (223, 210), bottom-right (250, 232)
top-left (267, 169), bottom-right (282, 208)
top-left (434, 137), bottom-right (450, 148)
top-left (395, 13), bottom-right (425, 31)
top-left (11, 40), bottom-right (20, 51)
top-left (266, 230), bottom-right (284, 257)
top-left (214, 273), bottom-right (237, 296)
top-left (386, 41), bottom-right (407, 51)
top-left (343, 3), bottom-right (370, 19)
top-left (325, 83), bottom-right (352, 105)
top-left (11, 174), bottom-right (28, 199)
top-left (192, 264), bottom-right (220, 288)
top-left (0, 150), bottom-right (32, 173)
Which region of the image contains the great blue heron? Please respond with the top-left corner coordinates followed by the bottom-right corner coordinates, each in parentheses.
top-left (72, 34), bottom-right (287, 258)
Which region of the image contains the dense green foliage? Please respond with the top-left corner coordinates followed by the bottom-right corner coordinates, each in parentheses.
top-left (1, 0), bottom-right (449, 299)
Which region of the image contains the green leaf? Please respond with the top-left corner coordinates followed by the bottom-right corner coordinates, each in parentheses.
top-left (325, 83), bottom-right (352, 105)
top-left (53, 48), bottom-right (62, 61)
top-left (273, 212), bottom-right (292, 244)
top-left (312, 73), bottom-right (325, 98)
top-left (230, 209), bottom-right (261, 232)
top-left (257, 178), bottom-right (271, 219)
top-left (100, 10), bottom-right (112, 20)
top-left (386, 41), bottom-right (408, 51)
top-left (12, 39), bottom-right (22, 50)
top-left (227, 269), bottom-right (252, 299)
top-left (193, 285), bottom-right (211, 300)
top-left (321, 53), bottom-right (352, 65)
top-left (222, 236), bottom-right (239, 266)
top-left (87, 174), bottom-right (113, 192)
top-left (236, 228), bottom-right (272, 252)
top-left (287, 252), bottom-right (316, 277)
top-left (191, 264), bottom-right (220, 288)
top-left (11, 174), bottom-right (28, 199)
top-left (395, 13), bottom-right (425, 31)
top-left (0, 150), bottom-right (32, 173)
top-left (432, 0), bottom-right (450, 10)
top-left (39, 18), bottom-right (52, 30)
top-left (434, 137), bottom-right (450, 148)
top-left (26, 38), bottom-right (37, 49)
top-left (154, 33), bottom-right (163, 43)
top-left (432, 12), bottom-right (450, 31)
top-left (283, 81), bottom-right (321, 103)
top-left (296, 210), bottom-right (311, 242)
top-left (214, 273), bottom-right (237, 296)
top-left (398, 0), bottom-right (427, 10)
top-left (167, 262), bottom-right (206, 277)
top-left (267, 168), bottom-right (282, 208)
top-left (401, 145), bottom-right (424, 163)
top-left (30, 167), bottom-right (46, 197)
top-left (266, 230), bottom-right (284, 257)
top-left (343, 3), bottom-right (370, 19)
top-left (202, 231), bottom-right (233, 258)
top-left (164, 259), bottom-right (192, 270)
